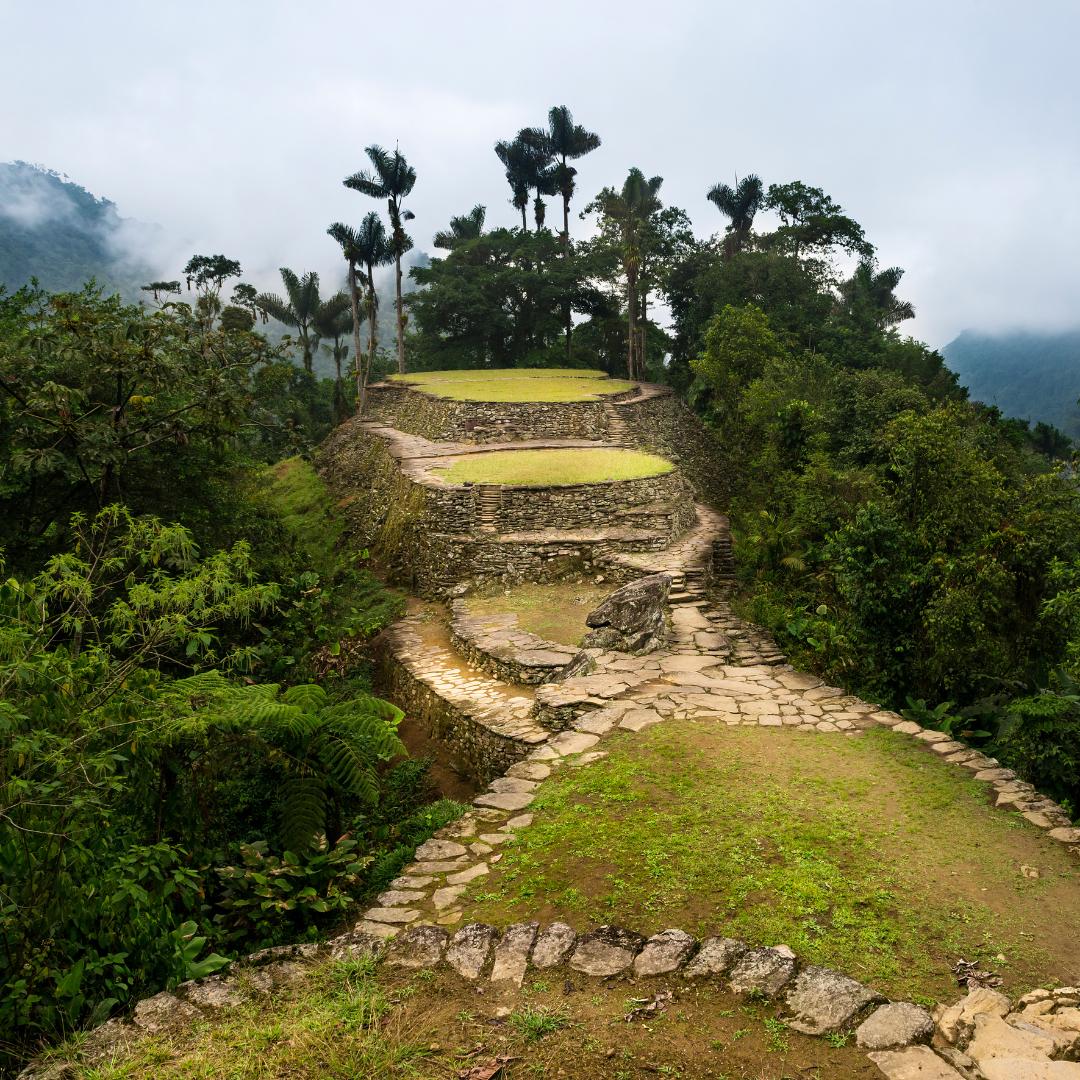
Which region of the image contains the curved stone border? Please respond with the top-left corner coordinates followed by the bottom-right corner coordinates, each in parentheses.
top-left (24, 904), bottom-right (1080, 1080)
top-left (448, 599), bottom-right (584, 685)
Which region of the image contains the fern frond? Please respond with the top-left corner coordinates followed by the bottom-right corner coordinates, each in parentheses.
top-left (280, 775), bottom-right (327, 853)
top-left (281, 684), bottom-right (329, 712)
top-left (313, 733), bottom-right (380, 805)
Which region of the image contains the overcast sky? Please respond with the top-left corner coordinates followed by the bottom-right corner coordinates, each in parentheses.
top-left (3, 0), bottom-right (1078, 348)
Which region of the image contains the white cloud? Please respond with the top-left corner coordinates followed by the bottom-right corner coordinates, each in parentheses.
top-left (2, 0), bottom-right (1078, 347)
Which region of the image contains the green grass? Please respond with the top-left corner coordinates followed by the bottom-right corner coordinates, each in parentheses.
top-left (262, 456), bottom-right (404, 638)
top-left (263, 457), bottom-right (347, 581)
top-left (466, 582), bottom-right (612, 646)
top-left (433, 448), bottom-right (674, 486)
top-left (388, 367), bottom-right (636, 402)
top-left (464, 721), bottom-right (1080, 1001)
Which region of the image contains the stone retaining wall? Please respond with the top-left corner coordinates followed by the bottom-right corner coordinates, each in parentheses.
top-left (365, 381), bottom-right (635, 443)
top-left (449, 600), bottom-right (583, 685)
top-left (319, 424), bottom-right (699, 597)
top-left (616, 388), bottom-right (730, 504)
top-left (417, 465), bottom-right (695, 536)
top-left (372, 620), bottom-right (547, 784)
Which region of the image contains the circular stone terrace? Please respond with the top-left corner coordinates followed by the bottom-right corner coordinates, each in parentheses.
top-left (426, 446), bottom-right (675, 487)
top-left (386, 367), bottom-right (637, 402)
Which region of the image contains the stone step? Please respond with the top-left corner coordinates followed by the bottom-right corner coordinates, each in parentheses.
top-left (376, 616), bottom-right (549, 785)
top-left (449, 600), bottom-right (583, 686)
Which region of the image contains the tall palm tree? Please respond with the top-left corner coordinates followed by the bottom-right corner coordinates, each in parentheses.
top-left (314, 301), bottom-right (354, 422)
top-left (433, 205), bottom-right (486, 250)
top-left (527, 106), bottom-right (601, 248)
top-left (327, 222), bottom-right (368, 409)
top-left (495, 137), bottom-right (535, 231)
top-left (598, 168), bottom-right (664, 380)
top-left (355, 213), bottom-right (393, 392)
top-left (706, 174), bottom-right (764, 258)
top-left (344, 146), bottom-right (416, 374)
top-left (523, 105), bottom-right (601, 360)
top-left (838, 258), bottom-right (916, 329)
top-left (256, 268), bottom-right (323, 373)
top-left (516, 128), bottom-right (558, 231)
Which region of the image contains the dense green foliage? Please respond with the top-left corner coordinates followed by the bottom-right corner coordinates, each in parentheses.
top-left (0, 277), bottom-right (444, 1070)
top-left (673, 192), bottom-right (1080, 814)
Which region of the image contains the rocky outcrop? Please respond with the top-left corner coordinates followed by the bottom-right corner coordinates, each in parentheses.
top-left (582, 574), bottom-right (670, 654)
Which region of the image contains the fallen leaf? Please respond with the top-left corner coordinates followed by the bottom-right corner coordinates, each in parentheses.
top-left (457, 1055), bottom-right (519, 1080)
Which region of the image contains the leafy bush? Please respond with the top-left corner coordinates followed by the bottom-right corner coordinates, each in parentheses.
top-left (996, 691), bottom-right (1080, 814)
top-left (0, 508), bottom-right (414, 1066)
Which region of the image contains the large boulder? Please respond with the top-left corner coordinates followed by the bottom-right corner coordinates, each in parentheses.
top-left (582, 574), bottom-right (671, 655)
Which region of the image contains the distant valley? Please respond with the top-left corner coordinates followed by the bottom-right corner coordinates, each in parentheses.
top-left (943, 328), bottom-right (1080, 440)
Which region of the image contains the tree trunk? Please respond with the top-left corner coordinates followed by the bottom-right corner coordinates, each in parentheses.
top-left (348, 264), bottom-right (365, 414)
top-left (626, 265), bottom-right (638, 380)
top-left (640, 286), bottom-right (648, 378)
top-left (365, 261), bottom-right (378, 412)
top-left (394, 250), bottom-right (405, 374)
top-left (520, 204), bottom-right (528, 232)
top-left (562, 182), bottom-right (572, 362)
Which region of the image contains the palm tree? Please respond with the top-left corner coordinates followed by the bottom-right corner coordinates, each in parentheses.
top-left (706, 174), bottom-right (764, 258)
top-left (838, 258), bottom-right (916, 329)
top-left (528, 106), bottom-right (601, 248)
top-left (314, 301), bottom-right (353, 421)
top-left (523, 106), bottom-right (601, 360)
top-left (516, 128), bottom-right (558, 231)
top-left (355, 213), bottom-right (393, 393)
top-left (433, 205), bottom-right (486, 250)
top-left (344, 146), bottom-right (416, 374)
top-left (327, 222), bottom-right (370, 411)
top-left (597, 168), bottom-right (664, 380)
top-left (495, 137), bottom-right (535, 231)
top-left (256, 268), bottom-right (323, 373)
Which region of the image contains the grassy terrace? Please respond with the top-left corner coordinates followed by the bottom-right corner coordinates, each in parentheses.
top-left (432, 447), bottom-right (673, 486)
top-left (466, 581), bottom-right (612, 646)
top-left (465, 721), bottom-right (1080, 1003)
top-left (388, 367), bottom-right (637, 401)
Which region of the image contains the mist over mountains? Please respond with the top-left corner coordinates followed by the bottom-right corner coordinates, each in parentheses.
top-left (0, 161), bottom-right (159, 295)
top-left (942, 329), bottom-right (1080, 440)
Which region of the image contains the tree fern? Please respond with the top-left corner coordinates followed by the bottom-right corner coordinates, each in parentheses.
top-left (154, 672), bottom-right (406, 851)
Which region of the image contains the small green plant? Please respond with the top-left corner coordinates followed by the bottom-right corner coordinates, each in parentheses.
top-left (762, 1016), bottom-right (789, 1053)
top-left (509, 1005), bottom-right (570, 1041)
top-left (214, 839), bottom-right (371, 945)
top-left (824, 1030), bottom-right (851, 1048)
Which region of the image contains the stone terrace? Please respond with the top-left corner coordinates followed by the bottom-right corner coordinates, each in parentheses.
top-left (319, 371), bottom-right (1080, 1079)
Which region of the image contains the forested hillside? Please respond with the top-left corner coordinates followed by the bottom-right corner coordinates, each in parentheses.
top-left (943, 327), bottom-right (1080, 440)
top-left (0, 162), bottom-right (154, 295)
top-left (5, 107), bottom-right (1080, 1079)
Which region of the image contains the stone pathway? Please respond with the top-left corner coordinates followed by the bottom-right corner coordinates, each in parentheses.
top-left (367, 583), bottom-right (1078, 934)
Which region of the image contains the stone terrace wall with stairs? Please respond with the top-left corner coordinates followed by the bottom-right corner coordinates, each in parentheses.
top-left (364, 379), bottom-right (729, 502)
top-left (319, 419), bottom-right (700, 597)
top-left (365, 380), bottom-right (638, 443)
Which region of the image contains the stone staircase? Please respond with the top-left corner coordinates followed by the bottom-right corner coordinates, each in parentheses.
top-left (603, 400), bottom-right (633, 445)
top-left (473, 484), bottom-right (502, 533)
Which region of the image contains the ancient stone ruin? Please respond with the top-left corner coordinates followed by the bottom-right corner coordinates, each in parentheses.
top-left (25, 372), bottom-right (1080, 1079)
